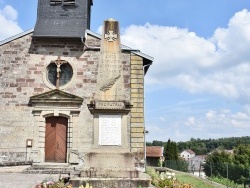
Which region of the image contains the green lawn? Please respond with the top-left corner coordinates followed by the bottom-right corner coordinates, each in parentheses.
top-left (147, 167), bottom-right (228, 188)
top-left (176, 173), bottom-right (225, 188)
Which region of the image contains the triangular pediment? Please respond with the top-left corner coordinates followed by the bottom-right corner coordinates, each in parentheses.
top-left (30, 89), bottom-right (83, 105)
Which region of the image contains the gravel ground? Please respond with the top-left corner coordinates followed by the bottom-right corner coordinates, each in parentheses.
top-left (0, 166), bottom-right (59, 188)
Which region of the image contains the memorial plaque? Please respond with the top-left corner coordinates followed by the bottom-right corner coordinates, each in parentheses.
top-left (99, 114), bottom-right (121, 145)
top-left (95, 101), bottom-right (125, 109)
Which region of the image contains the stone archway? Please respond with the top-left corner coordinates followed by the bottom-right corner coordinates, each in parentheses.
top-left (29, 89), bottom-right (83, 163)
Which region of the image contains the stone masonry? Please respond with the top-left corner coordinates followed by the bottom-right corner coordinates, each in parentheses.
top-left (0, 29), bottom-right (150, 165)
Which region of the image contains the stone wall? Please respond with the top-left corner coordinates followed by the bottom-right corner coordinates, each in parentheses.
top-left (0, 33), bottom-right (133, 163)
top-left (0, 31), bottom-right (148, 165)
top-left (130, 55), bottom-right (145, 162)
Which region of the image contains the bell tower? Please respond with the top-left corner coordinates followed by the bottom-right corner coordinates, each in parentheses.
top-left (33, 0), bottom-right (93, 38)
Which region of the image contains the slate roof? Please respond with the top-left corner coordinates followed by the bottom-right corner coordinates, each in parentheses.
top-left (190, 155), bottom-right (206, 162)
top-left (146, 146), bottom-right (164, 157)
top-left (33, 0), bottom-right (93, 38)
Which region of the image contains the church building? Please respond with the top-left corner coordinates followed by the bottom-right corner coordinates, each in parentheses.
top-left (0, 0), bottom-right (153, 173)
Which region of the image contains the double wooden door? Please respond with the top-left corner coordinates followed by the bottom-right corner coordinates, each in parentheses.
top-left (45, 117), bottom-right (68, 163)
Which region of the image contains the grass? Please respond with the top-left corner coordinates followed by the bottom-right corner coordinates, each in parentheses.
top-left (176, 173), bottom-right (224, 188)
top-left (147, 167), bottom-right (228, 188)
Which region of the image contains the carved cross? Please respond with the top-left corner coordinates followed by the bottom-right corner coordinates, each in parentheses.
top-left (105, 31), bottom-right (117, 42)
top-left (53, 56), bottom-right (67, 89)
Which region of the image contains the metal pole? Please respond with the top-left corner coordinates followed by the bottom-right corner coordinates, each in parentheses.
top-left (210, 163), bottom-right (212, 177)
top-left (226, 163), bottom-right (228, 188)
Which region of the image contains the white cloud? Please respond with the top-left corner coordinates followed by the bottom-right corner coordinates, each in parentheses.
top-left (97, 25), bottom-right (102, 35)
top-left (1, 5), bottom-right (17, 20)
top-left (121, 9), bottom-right (250, 103)
top-left (146, 107), bottom-right (250, 141)
top-left (185, 117), bottom-right (196, 126)
top-left (206, 110), bottom-right (216, 120)
top-left (0, 5), bottom-right (22, 41)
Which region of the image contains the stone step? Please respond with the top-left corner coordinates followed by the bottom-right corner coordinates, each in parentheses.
top-left (22, 163), bottom-right (79, 175)
top-left (32, 162), bottom-right (71, 168)
top-left (70, 176), bottom-right (152, 188)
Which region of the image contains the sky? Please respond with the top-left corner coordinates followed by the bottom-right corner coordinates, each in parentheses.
top-left (1, 0), bottom-right (250, 142)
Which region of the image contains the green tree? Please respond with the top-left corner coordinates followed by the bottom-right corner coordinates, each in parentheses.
top-left (204, 145), bottom-right (250, 184)
top-left (164, 139), bottom-right (178, 161)
top-left (233, 144), bottom-right (250, 167)
top-left (203, 150), bottom-right (233, 177)
top-left (232, 144), bottom-right (250, 183)
top-left (164, 139), bottom-right (188, 172)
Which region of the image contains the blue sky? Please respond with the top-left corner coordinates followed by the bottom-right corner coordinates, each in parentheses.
top-left (1, 0), bottom-right (250, 142)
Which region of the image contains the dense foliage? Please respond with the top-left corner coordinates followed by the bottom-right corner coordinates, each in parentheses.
top-left (164, 139), bottom-right (179, 160)
top-left (163, 139), bottom-right (189, 172)
top-left (147, 136), bottom-right (250, 155)
top-left (203, 144), bottom-right (250, 184)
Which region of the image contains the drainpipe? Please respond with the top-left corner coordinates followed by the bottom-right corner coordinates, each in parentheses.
top-left (143, 64), bottom-right (151, 171)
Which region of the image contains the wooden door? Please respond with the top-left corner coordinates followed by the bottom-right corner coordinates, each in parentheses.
top-left (45, 117), bottom-right (68, 163)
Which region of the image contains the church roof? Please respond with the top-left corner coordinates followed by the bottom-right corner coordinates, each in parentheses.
top-left (0, 28), bottom-right (34, 46)
top-left (0, 29), bottom-right (153, 70)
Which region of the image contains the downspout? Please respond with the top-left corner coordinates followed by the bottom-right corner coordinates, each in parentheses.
top-left (143, 63), bottom-right (151, 171)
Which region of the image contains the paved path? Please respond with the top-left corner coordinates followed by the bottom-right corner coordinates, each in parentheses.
top-left (0, 166), bottom-right (59, 188)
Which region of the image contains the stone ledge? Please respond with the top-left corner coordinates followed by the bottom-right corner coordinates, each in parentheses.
top-left (0, 161), bottom-right (32, 167)
top-left (70, 173), bottom-right (152, 188)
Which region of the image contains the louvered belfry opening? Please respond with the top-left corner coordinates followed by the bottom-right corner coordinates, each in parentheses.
top-left (50, 0), bottom-right (75, 6)
top-left (33, 0), bottom-right (93, 38)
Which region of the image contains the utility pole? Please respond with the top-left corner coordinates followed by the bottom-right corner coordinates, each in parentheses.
top-left (226, 163), bottom-right (228, 188)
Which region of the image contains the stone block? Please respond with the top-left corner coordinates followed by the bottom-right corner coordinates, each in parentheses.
top-left (131, 78), bottom-right (143, 84)
top-left (131, 118), bottom-right (144, 123)
top-left (131, 69), bottom-right (144, 75)
top-left (85, 152), bottom-right (135, 169)
top-left (131, 133), bottom-right (142, 138)
top-left (131, 93), bottom-right (143, 98)
top-left (70, 176), bottom-right (151, 188)
top-left (131, 55), bottom-right (143, 61)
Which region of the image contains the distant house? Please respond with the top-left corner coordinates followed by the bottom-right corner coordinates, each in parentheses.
top-left (188, 155), bottom-right (206, 178)
top-left (180, 149), bottom-right (195, 160)
top-left (146, 146), bottom-right (164, 167)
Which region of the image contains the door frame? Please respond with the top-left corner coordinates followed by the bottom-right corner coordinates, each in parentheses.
top-left (30, 110), bottom-right (80, 163)
top-left (42, 113), bottom-right (71, 163)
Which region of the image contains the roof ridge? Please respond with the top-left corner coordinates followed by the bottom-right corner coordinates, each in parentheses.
top-left (0, 28), bottom-right (34, 46)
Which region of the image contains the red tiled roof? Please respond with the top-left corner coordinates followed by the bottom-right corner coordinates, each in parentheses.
top-left (184, 149), bottom-right (195, 155)
top-left (146, 146), bottom-right (163, 157)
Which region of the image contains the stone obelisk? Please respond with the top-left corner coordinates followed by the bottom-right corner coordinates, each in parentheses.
top-left (96, 18), bottom-right (124, 101)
